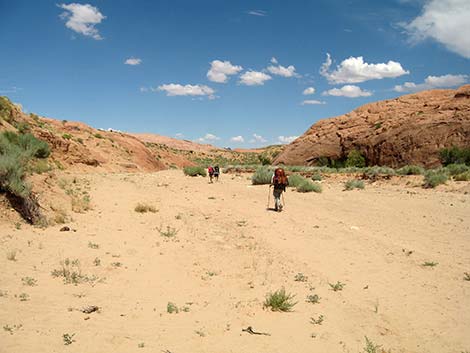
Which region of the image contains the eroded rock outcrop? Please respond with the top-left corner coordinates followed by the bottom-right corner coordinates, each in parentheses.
top-left (274, 85), bottom-right (470, 167)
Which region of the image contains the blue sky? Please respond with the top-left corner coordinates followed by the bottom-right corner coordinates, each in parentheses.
top-left (1, 0), bottom-right (469, 147)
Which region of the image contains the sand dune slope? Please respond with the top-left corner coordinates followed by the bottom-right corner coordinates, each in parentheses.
top-left (1, 171), bottom-right (469, 353)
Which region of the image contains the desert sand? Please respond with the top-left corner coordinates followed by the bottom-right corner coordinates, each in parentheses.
top-left (1, 170), bottom-right (469, 353)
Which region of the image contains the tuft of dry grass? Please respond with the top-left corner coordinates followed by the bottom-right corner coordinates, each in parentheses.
top-left (134, 203), bottom-right (158, 213)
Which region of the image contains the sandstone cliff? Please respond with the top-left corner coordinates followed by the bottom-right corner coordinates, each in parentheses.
top-left (274, 85), bottom-right (470, 167)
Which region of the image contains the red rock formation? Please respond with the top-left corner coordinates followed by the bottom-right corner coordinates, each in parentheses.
top-left (274, 85), bottom-right (470, 168)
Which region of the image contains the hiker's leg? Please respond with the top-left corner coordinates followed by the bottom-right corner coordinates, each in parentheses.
top-left (273, 190), bottom-right (281, 210)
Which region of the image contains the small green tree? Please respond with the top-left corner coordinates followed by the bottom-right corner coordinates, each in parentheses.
top-left (345, 149), bottom-right (366, 168)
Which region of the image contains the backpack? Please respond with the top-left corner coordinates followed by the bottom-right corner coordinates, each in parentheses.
top-left (208, 166), bottom-right (214, 174)
top-left (273, 168), bottom-right (288, 190)
top-left (214, 166), bottom-right (220, 174)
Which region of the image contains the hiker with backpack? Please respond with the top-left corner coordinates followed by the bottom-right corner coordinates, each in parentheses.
top-left (208, 166), bottom-right (214, 183)
top-left (270, 168), bottom-right (288, 212)
top-left (213, 165), bottom-right (220, 181)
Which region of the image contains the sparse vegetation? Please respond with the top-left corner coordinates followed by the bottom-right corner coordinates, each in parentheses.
top-left (63, 333), bottom-right (76, 345)
top-left (0, 131), bottom-right (50, 223)
top-left (21, 277), bottom-right (37, 286)
top-left (183, 166), bottom-right (207, 177)
top-left (157, 225), bottom-right (178, 238)
top-left (7, 250), bottom-right (17, 261)
top-left (345, 149), bottom-right (366, 168)
top-left (306, 294), bottom-right (320, 304)
top-left (251, 166), bottom-right (273, 185)
top-left (454, 172), bottom-right (470, 181)
top-left (167, 302), bottom-right (179, 313)
top-left (134, 203), bottom-right (157, 213)
top-left (294, 273), bottom-right (308, 282)
top-left (296, 180), bottom-right (322, 193)
top-left (264, 288), bottom-right (297, 312)
top-left (363, 336), bottom-right (381, 353)
top-left (310, 314), bottom-right (324, 325)
top-left (311, 173), bottom-right (322, 181)
top-left (329, 281), bottom-right (345, 291)
top-left (93, 257), bottom-right (101, 266)
top-left (88, 242), bottom-right (99, 249)
top-left (18, 293), bottom-right (30, 301)
top-left (423, 171), bottom-right (448, 188)
top-left (51, 258), bottom-right (97, 285)
top-left (397, 165), bottom-right (425, 175)
top-left (422, 261), bottom-right (438, 267)
top-left (439, 146), bottom-right (470, 166)
top-left (344, 179), bottom-right (365, 190)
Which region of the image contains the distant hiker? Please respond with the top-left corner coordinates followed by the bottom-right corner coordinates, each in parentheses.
top-left (214, 165), bottom-right (220, 181)
top-left (208, 166), bottom-right (214, 183)
top-left (270, 168), bottom-right (288, 212)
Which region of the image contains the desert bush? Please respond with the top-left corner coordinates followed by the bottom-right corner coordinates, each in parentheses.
top-left (439, 146), bottom-right (470, 166)
top-left (251, 166), bottom-right (273, 185)
top-left (258, 154), bottom-right (271, 165)
top-left (306, 294), bottom-right (320, 304)
top-left (297, 180), bottom-right (322, 193)
top-left (311, 173), bottom-right (322, 181)
top-left (363, 336), bottom-right (381, 353)
top-left (134, 203), bottom-right (157, 213)
top-left (345, 149), bottom-right (366, 168)
top-left (287, 173), bottom-right (305, 188)
top-left (71, 194), bottom-right (91, 213)
top-left (51, 258), bottom-right (97, 285)
top-left (365, 166), bottom-right (396, 176)
top-left (396, 165), bottom-right (424, 175)
top-left (158, 225), bottom-right (178, 238)
top-left (0, 96), bottom-right (13, 122)
top-left (62, 133), bottom-right (72, 140)
top-left (445, 163), bottom-right (470, 176)
top-left (329, 281), bottom-right (345, 291)
top-left (423, 171), bottom-right (448, 188)
top-left (264, 288), bottom-right (297, 312)
top-left (344, 179), bottom-right (365, 190)
top-left (29, 159), bottom-right (51, 174)
top-left (183, 166), bottom-right (207, 177)
top-left (454, 171), bottom-right (470, 181)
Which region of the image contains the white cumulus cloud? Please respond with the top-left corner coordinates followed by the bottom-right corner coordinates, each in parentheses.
top-left (125, 57), bottom-right (142, 66)
top-left (303, 87), bottom-right (316, 95)
top-left (230, 136), bottom-right (245, 143)
top-left (267, 57), bottom-right (299, 78)
top-left (394, 74), bottom-right (468, 92)
top-left (239, 71), bottom-right (272, 86)
top-left (196, 133), bottom-right (220, 143)
top-left (207, 60), bottom-right (243, 83)
top-left (250, 133), bottom-right (267, 143)
top-left (158, 84), bottom-right (215, 98)
top-left (58, 3), bottom-right (105, 40)
top-left (323, 85), bottom-right (372, 98)
top-left (320, 53), bottom-right (409, 84)
top-left (278, 136), bottom-right (299, 144)
top-left (301, 100), bottom-right (326, 105)
top-left (175, 133), bottom-right (184, 139)
top-left (402, 0), bottom-right (470, 59)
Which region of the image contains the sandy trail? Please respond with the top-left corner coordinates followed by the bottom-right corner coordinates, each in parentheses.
top-left (1, 170), bottom-right (469, 353)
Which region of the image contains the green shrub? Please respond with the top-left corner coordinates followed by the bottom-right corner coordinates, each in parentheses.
top-left (445, 163), bottom-right (470, 176)
top-left (344, 179), bottom-right (365, 190)
top-left (454, 171), bottom-right (470, 181)
top-left (258, 154), bottom-right (271, 165)
top-left (183, 166), bottom-right (207, 177)
top-left (311, 173), bottom-right (322, 181)
top-left (287, 174), bottom-right (306, 188)
top-left (251, 166), bottom-right (273, 185)
top-left (264, 288), bottom-right (297, 312)
top-left (423, 171), bottom-right (448, 188)
top-left (62, 133), bottom-right (72, 140)
top-left (345, 149), bottom-right (366, 168)
top-left (16, 122), bottom-right (31, 134)
top-left (297, 180), bottom-right (322, 193)
top-left (396, 165), bottom-right (425, 175)
top-left (0, 96), bottom-right (13, 122)
top-left (439, 146), bottom-right (470, 166)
